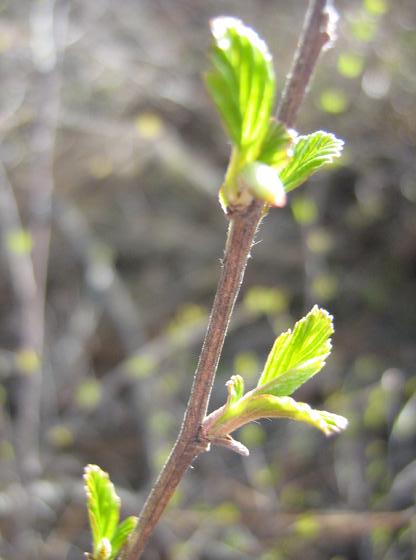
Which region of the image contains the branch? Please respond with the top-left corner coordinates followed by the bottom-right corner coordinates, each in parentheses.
top-left (124, 2), bottom-right (337, 558)
top-left (276, 0), bottom-right (337, 127)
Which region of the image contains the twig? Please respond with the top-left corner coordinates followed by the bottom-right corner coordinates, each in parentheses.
top-left (124, 2), bottom-right (337, 558)
top-left (276, 0), bottom-right (337, 128)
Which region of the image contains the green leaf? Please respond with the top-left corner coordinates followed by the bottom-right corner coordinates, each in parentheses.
top-left (280, 131), bottom-right (344, 192)
top-left (110, 516), bottom-right (138, 559)
top-left (256, 306), bottom-right (334, 396)
top-left (258, 120), bottom-right (295, 170)
top-left (204, 391), bottom-right (348, 445)
top-left (237, 394), bottom-right (348, 436)
top-left (205, 17), bottom-right (275, 159)
top-left (225, 375), bottom-right (245, 407)
top-left (84, 465), bottom-right (120, 555)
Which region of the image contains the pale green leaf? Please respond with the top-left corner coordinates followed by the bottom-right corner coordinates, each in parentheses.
top-left (235, 394), bottom-right (348, 436)
top-left (280, 131), bottom-right (344, 192)
top-left (258, 120), bottom-right (294, 170)
top-left (225, 375), bottom-right (245, 406)
top-left (110, 516), bottom-right (138, 559)
top-left (84, 465), bottom-right (120, 554)
top-left (205, 17), bottom-right (275, 159)
top-left (256, 306), bottom-right (334, 396)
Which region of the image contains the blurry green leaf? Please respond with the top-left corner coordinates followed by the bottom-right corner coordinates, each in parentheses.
top-left (364, 0), bottom-right (389, 16)
top-left (306, 228), bottom-right (333, 254)
top-left (240, 161), bottom-right (286, 206)
top-left (110, 516), bottom-right (138, 559)
top-left (291, 195), bottom-right (318, 225)
top-left (258, 120), bottom-right (294, 170)
top-left (350, 17), bottom-right (378, 42)
top-left (244, 286), bottom-right (287, 315)
top-left (280, 131), bottom-right (344, 192)
top-left (295, 514), bottom-right (320, 538)
top-left (234, 351), bottom-right (260, 379)
top-left (256, 306), bottom-right (334, 396)
top-left (213, 502), bottom-right (240, 524)
top-left (135, 112), bottom-right (164, 139)
top-left (84, 465), bottom-right (120, 557)
top-left (15, 348), bottom-right (40, 375)
top-left (76, 379), bottom-right (102, 410)
top-left (319, 89), bottom-right (348, 114)
top-left (311, 274), bottom-right (338, 301)
top-left (205, 17), bottom-right (275, 158)
top-left (47, 424), bottom-right (74, 448)
top-left (5, 228), bottom-right (32, 255)
top-left (337, 53), bottom-right (364, 78)
top-left (239, 422), bottom-right (266, 447)
top-left (125, 354), bottom-right (156, 379)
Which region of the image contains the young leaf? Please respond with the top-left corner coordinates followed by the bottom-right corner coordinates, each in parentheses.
top-left (256, 306), bottom-right (333, 396)
top-left (205, 17), bottom-right (275, 159)
top-left (225, 374), bottom-right (245, 406)
top-left (110, 516), bottom-right (138, 559)
top-left (280, 131), bottom-right (344, 192)
top-left (258, 120), bottom-right (295, 170)
top-left (238, 394), bottom-right (348, 436)
top-left (84, 465), bottom-right (120, 556)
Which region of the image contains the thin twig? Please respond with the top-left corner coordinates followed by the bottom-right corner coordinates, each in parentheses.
top-left (124, 2), bottom-right (337, 558)
top-left (276, 0), bottom-right (337, 127)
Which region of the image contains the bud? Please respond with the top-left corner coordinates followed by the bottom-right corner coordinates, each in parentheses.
top-left (240, 162), bottom-right (286, 207)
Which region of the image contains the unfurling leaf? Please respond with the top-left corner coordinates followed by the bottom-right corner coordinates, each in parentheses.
top-left (205, 17), bottom-right (275, 160)
top-left (84, 465), bottom-right (138, 560)
top-left (110, 516), bottom-right (138, 558)
top-left (202, 307), bottom-right (347, 455)
top-left (280, 131), bottom-right (344, 192)
top-left (233, 394), bottom-right (348, 436)
top-left (256, 306), bottom-right (333, 396)
top-left (258, 120), bottom-right (295, 170)
top-left (226, 374), bottom-right (245, 406)
top-left (84, 465), bottom-right (120, 556)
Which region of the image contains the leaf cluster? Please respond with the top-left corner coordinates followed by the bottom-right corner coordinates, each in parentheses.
top-left (203, 307), bottom-right (348, 456)
top-left (206, 18), bottom-right (344, 210)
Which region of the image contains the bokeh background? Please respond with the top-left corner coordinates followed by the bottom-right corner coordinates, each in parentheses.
top-left (0, 0), bottom-right (415, 559)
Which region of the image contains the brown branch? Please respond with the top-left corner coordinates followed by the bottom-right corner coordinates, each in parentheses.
top-left (124, 2), bottom-right (337, 558)
top-left (276, 0), bottom-right (337, 127)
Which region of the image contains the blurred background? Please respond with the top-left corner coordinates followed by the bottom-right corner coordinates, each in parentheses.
top-left (0, 0), bottom-right (415, 559)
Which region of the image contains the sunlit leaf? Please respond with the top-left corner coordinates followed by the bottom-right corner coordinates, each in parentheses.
top-left (280, 131), bottom-right (344, 192)
top-left (205, 17), bottom-right (275, 159)
top-left (258, 120), bottom-right (295, 170)
top-left (84, 465), bottom-right (120, 556)
top-left (256, 306), bottom-right (334, 396)
top-left (239, 394), bottom-right (348, 435)
top-left (110, 516), bottom-right (138, 559)
top-left (226, 375), bottom-right (245, 406)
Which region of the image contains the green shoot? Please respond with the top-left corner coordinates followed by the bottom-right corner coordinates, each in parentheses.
top-left (84, 465), bottom-right (137, 560)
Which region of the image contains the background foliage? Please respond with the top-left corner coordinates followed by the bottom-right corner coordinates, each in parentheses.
top-left (0, 1), bottom-right (415, 559)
